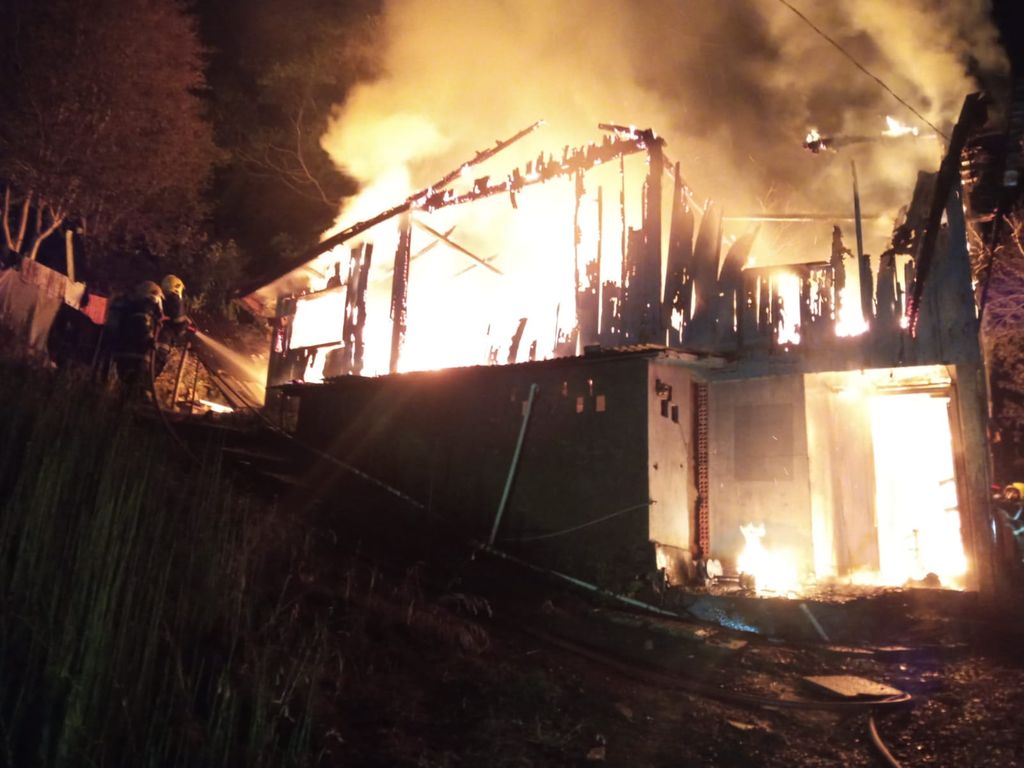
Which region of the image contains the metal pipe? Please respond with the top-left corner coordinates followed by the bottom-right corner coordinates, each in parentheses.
top-left (489, 383), bottom-right (538, 545)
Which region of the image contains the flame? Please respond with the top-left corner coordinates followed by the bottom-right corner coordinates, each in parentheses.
top-left (298, 0), bottom-right (1005, 378)
top-left (868, 392), bottom-right (967, 588)
top-left (807, 367), bottom-right (968, 591)
top-left (774, 273), bottom-right (802, 345)
top-left (198, 399), bottom-right (234, 414)
top-left (290, 287), bottom-right (348, 349)
top-left (834, 281), bottom-right (869, 337)
top-left (736, 523), bottom-right (802, 596)
top-left (882, 116), bottom-right (920, 138)
top-left (291, 135), bottom-right (651, 377)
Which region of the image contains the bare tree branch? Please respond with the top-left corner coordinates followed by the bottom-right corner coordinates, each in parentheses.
top-left (982, 208), bottom-right (1024, 339)
top-left (27, 201), bottom-right (64, 261)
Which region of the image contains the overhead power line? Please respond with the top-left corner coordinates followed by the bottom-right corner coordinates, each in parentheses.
top-left (773, 0), bottom-right (950, 140)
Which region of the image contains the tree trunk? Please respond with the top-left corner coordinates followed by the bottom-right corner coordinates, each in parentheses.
top-left (2, 185), bottom-right (33, 253)
top-left (27, 204), bottom-right (65, 261)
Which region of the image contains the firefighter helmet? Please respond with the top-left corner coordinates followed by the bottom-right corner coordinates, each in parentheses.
top-left (1004, 482), bottom-right (1024, 501)
top-left (161, 274), bottom-right (185, 298)
top-left (133, 280), bottom-right (165, 309)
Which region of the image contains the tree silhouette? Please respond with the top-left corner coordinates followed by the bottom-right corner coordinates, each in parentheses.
top-left (201, 0), bottom-right (379, 275)
top-left (0, 0), bottom-right (216, 271)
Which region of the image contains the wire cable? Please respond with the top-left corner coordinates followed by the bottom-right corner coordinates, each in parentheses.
top-left (772, 0), bottom-right (948, 140)
top-left (195, 355), bottom-right (428, 512)
top-left (502, 501), bottom-right (653, 542)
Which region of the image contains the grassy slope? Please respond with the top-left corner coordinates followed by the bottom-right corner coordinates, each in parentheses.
top-left (0, 364), bottom-right (589, 767)
top-left (0, 364), bottom-right (319, 766)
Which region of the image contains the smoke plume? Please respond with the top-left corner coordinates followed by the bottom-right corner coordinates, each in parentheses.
top-left (314, 0), bottom-right (1007, 372)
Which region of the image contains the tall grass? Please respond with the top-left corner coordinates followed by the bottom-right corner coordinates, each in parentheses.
top-left (0, 364), bottom-right (317, 767)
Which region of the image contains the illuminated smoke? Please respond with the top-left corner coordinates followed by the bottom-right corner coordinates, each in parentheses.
top-left (313, 0), bottom-right (1006, 374)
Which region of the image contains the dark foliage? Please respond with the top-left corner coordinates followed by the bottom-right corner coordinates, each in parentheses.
top-left (199, 0), bottom-right (381, 277)
top-left (0, 0), bottom-right (217, 270)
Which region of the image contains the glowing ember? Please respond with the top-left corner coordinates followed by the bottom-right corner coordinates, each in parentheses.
top-left (198, 399), bottom-right (234, 414)
top-left (736, 523), bottom-right (802, 596)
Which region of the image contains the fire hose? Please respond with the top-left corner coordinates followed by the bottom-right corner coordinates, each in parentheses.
top-left (524, 625), bottom-right (908, 767)
top-left (147, 342), bottom-right (197, 461)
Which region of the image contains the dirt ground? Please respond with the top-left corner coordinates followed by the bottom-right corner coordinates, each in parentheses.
top-left (272, 498), bottom-right (1024, 768)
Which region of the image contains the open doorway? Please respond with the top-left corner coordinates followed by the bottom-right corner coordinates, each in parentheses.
top-left (805, 365), bottom-right (967, 589)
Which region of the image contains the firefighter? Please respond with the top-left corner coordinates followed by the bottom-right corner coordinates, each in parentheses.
top-left (155, 274), bottom-right (197, 376)
top-left (108, 280), bottom-right (165, 394)
top-left (159, 274), bottom-right (192, 342)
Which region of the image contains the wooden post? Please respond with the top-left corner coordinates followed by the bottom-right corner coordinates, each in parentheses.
top-left (639, 139), bottom-right (664, 344)
top-left (572, 169), bottom-right (586, 342)
top-left (389, 215), bottom-right (412, 374)
top-left (596, 186), bottom-right (604, 336)
top-left (950, 362), bottom-right (1000, 598)
top-left (353, 243), bottom-right (373, 375)
top-left (64, 229), bottom-right (75, 283)
top-left (852, 162), bottom-right (873, 326)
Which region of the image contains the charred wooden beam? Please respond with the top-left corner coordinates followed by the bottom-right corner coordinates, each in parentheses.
top-left (908, 92), bottom-right (988, 335)
top-left (596, 185), bottom-right (604, 338)
top-left (621, 228), bottom-right (645, 340)
top-left (716, 228), bottom-right (758, 349)
top-left (875, 248), bottom-right (898, 329)
top-left (421, 133), bottom-right (649, 215)
top-left (684, 201), bottom-right (722, 349)
top-left (663, 162), bottom-right (695, 342)
top-left (738, 271), bottom-right (760, 347)
top-left (508, 318), bottom-right (528, 363)
top-left (619, 154), bottom-right (627, 302)
top-left (389, 214), bottom-right (412, 374)
top-left (236, 121), bottom-right (543, 296)
top-left (412, 218), bottom-right (502, 274)
top-left (339, 246), bottom-right (362, 375)
top-left (637, 136), bottom-right (665, 344)
top-left (830, 225), bottom-right (850, 321)
top-left (758, 272), bottom-right (771, 337)
top-left (852, 162), bottom-right (874, 326)
top-left (573, 169), bottom-right (584, 340)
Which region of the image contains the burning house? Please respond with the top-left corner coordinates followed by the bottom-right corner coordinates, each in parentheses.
top-left (245, 93), bottom-right (1003, 597)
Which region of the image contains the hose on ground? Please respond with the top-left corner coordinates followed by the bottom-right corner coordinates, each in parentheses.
top-left (533, 627), bottom-right (909, 765)
top-left (147, 344), bottom-right (197, 461)
top-left (869, 713), bottom-right (903, 768)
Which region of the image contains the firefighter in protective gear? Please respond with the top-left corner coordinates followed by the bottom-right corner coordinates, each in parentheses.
top-left (156, 274), bottom-right (196, 376)
top-left (159, 274), bottom-right (194, 342)
top-left (107, 280), bottom-right (165, 393)
top-left (1003, 482), bottom-right (1024, 501)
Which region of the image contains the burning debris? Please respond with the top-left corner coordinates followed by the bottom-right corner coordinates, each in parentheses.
top-left (259, 92), bottom-right (990, 389)
top-left (803, 116), bottom-right (930, 154)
